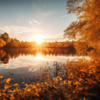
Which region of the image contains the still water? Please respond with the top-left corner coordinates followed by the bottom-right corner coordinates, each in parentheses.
top-left (0, 48), bottom-right (90, 80)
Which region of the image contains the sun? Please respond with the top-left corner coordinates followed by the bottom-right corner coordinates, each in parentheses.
top-left (35, 35), bottom-right (43, 44)
top-left (36, 39), bottom-right (42, 44)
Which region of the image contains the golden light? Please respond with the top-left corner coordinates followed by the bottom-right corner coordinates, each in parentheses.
top-left (36, 39), bottom-right (42, 44)
top-left (36, 53), bottom-right (42, 59)
top-left (35, 35), bottom-right (43, 44)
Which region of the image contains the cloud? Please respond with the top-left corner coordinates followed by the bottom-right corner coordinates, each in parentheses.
top-left (29, 20), bottom-right (41, 26)
top-left (60, 14), bottom-right (68, 19)
top-left (0, 26), bottom-right (39, 34)
top-left (47, 32), bottom-right (65, 42)
top-left (0, 25), bottom-right (45, 41)
top-left (41, 11), bottom-right (54, 16)
top-left (29, 20), bottom-right (33, 26)
top-left (36, 9), bottom-right (54, 17)
top-left (0, 25), bottom-right (68, 42)
top-left (33, 20), bottom-right (41, 25)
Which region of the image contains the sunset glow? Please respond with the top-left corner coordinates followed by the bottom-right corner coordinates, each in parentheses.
top-left (35, 35), bottom-right (43, 44)
top-left (36, 39), bottom-right (42, 44)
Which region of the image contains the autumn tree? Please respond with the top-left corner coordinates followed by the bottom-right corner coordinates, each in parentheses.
top-left (6, 38), bottom-right (20, 48)
top-left (64, 0), bottom-right (100, 55)
top-left (0, 32), bottom-right (10, 44)
top-left (0, 38), bottom-right (6, 47)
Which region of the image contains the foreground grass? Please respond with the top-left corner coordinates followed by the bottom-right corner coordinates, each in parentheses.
top-left (0, 57), bottom-right (100, 100)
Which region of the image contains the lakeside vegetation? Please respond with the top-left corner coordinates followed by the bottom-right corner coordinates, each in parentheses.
top-left (0, 57), bottom-right (100, 100)
top-left (0, 0), bottom-right (100, 100)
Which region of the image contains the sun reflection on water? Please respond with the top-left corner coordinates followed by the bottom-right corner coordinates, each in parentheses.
top-left (36, 53), bottom-right (42, 59)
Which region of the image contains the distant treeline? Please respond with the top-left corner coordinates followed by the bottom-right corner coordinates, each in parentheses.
top-left (0, 33), bottom-right (73, 48)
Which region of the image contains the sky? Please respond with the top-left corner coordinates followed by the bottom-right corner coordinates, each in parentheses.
top-left (0, 0), bottom-right (76, 42)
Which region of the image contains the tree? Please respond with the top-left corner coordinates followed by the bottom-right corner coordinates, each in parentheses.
top-left (64, 0), bottom-right (100, 55)
top-left (6, 38), bottom-right (20, 48)
top-left (0, 38), bottom-right (6, 47)
top-left (0, 32), bottom-right (10, 44)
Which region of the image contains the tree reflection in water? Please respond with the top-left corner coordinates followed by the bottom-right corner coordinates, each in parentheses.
top-left (0, 48), bottom-right (75, 64)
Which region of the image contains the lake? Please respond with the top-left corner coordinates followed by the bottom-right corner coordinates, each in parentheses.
top-left (0, 48), bottom-right (91, 81)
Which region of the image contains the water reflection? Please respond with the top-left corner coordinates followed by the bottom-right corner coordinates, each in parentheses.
top-left (36, 53), bottom-right (42, 59)
top-left (0, 48), bottom-right (91, 80)
top-left (0, 48), bottom-right (76, 64)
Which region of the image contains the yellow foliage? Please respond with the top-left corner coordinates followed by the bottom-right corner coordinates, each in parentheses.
top-left (10, 96), bottom-right (15, 100)
top-left (4, 85), bottom-right (11, 90)
top-left (4, 78), bottom-right (12, 84)
top-left (13, 83), bottom-right (20, 87)
top-left (64, 0), bottom-right (100, 55)
top-left (0, 75), bottom-right (4, 78)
